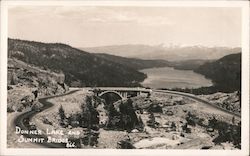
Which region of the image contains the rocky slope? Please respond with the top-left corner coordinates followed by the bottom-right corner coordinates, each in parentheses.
top-left (7, 58), bottom-right (68, 112)
top-left (199, 91), bottom-right (241, 115)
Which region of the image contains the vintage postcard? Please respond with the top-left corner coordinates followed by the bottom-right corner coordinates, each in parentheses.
top-left (0, 0), bottom-right (249, 156)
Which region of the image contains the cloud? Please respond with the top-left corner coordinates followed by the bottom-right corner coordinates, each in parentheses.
top-left (87, 8), bottom-right (174, 26)
top-left (8, 6), bottom-right (240, 47)
top-left (9, 6), bottom-right (175, 26)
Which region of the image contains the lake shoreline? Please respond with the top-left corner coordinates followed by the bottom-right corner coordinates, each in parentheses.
top-left (139, 67), bottom-right (213, 89)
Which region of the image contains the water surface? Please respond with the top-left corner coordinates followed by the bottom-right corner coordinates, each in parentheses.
top-left (140, 67), bottom-right (212, 89)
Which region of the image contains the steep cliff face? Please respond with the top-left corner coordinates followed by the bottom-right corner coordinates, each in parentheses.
top-left (7, 59), bottom-right (69, 112)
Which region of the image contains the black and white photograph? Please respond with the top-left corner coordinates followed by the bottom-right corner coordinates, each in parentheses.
top-left (0, 1), bottom-right (249, 156)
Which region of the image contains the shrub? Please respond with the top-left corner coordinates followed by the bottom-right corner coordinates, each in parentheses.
top-left (7, 106), bottom-right (15, 113)
top-left (209, 117), bottom-right (241, 149)
top-left (147, 104), bottom-right (162, 113)
top-left (147, 112), bottom-right (159, 128)
top-left (82, 129), bottom-right (100, 147)
top-left (117, 140), bottom-right (135, 149)
top-left (42, 117), bottom-right (53, 125)
top-left (186, 112), bottom-right (200, 126)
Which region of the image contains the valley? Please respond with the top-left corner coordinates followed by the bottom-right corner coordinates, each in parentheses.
top-left (7, 38), bottom-right (241, 150)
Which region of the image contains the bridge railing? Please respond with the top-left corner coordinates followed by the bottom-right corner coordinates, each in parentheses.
top-left (89, 87), bottom-right (152, 92)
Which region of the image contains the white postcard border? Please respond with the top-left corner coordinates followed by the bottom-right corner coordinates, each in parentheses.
top-left (0, 1), bottom-right (249, 156)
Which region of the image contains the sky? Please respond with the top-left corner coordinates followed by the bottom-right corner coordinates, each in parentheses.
top-left (8, 6), bottom-right (241, 48)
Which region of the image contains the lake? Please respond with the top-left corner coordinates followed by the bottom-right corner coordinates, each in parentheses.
top-left (140, 67), bottom-right (213, 89)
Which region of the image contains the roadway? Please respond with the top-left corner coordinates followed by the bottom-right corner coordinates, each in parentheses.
top-left (153, 89), bottom-right (241, 119)
top-left (14, 89), bottom-right (80, 148)
top-left (13, 87), bottom-right (240, 148)
top-left (89, 87), bottom-right (240, 118)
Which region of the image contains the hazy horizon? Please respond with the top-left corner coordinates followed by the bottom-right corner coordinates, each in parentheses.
top-left (9, 6), bottom-right (241, 48)
top-left (79, 43), bottom-right (241, 49)
top-left (7, 37), bottom-right (242, 49)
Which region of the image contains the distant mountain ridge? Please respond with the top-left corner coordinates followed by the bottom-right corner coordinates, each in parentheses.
top-left (81, 44), bottom-right (241, 61)
top-left (8, 39), bottom-right (241, 91)
top-left (94, 53), bottom-right (170, 70)
top-left (9, 39), bottom-right (172, 87)
top-left (169, 59), bottom-right (213, 70)
top-left (8, 39), bottom-right (147, 87)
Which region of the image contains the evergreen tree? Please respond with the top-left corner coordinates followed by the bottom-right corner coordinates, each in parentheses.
top-left (80, 96), bottom-right (100, 128)
top-left (137, 116), bottom-right (144, 131)
top-left (186, 112), bottom-right (198, 126)
top-left (58, 105), bottom-right (67, 127)
top-left (80, 96), bottom-right (100, 147)
top-left (208, 117), bottom-right (218, 130)
top-left (147, 112), bottom-right (156, 128)
top-left (58, 105), bottom-right (66, 121)
top-left (119, 99), bottom-right (139, 131)
top-left (10, 72), bottom-right (18, 85)
top-left (232, 116), bottom-right (235, 124)
top-left (171, 122), bottom-right (176, 131)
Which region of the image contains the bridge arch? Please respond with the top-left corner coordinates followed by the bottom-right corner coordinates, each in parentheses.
top-left (98, 90), bottom-right (124, 100)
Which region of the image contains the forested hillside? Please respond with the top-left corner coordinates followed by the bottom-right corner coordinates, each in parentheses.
top-left (194, 53), bottom-right (241, 92)
top-left (94, 53), bottom-right (170, 70)
top-left (8, 39), bottom-right (146, 87)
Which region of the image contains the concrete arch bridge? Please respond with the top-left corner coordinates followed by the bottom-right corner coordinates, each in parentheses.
top-left (89, 87), bottom-right (152, 100)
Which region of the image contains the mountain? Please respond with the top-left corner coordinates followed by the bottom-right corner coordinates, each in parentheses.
top-left (81, 44), bottom-right (160, 58)
top-left (169, 59), bottom-right (213, 70)
top-left (8, 39), bottom-right (147, 87)
top-left (9, 38), bottom-right (241, 90)
top-left (81, 45), bottom-right (241, 61)
top-left (7, 58), bottom-right (69, 112)
top-left (94, 53), bottom-right (170, 70)
top-left (194, 53), bottom-right (241, 92)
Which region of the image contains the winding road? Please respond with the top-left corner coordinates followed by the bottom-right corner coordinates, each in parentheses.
top-left (14, 89), bottom-right (80, 148)
top-left (13, 88), bottom-right (240, 148)
top-left (154, 89), bottom-right (241, 119)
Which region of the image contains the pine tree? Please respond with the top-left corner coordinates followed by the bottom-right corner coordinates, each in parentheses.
top-left (81, 96), bottom-right (100, 147)
top-left (208, 117), bottom-right (218, 130)
top-left (58, 105), bottom-right (67, 127)
top-left (137, 116), bottom-right (144, 131)
top-left (232, 116), bottom-right (235, 124)
top-left (147, 112), bottom-right (156, 128)
top-left (58, 105), bottom-right (66, 121)
top-left (10, 72), bottom-right (18, 85)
